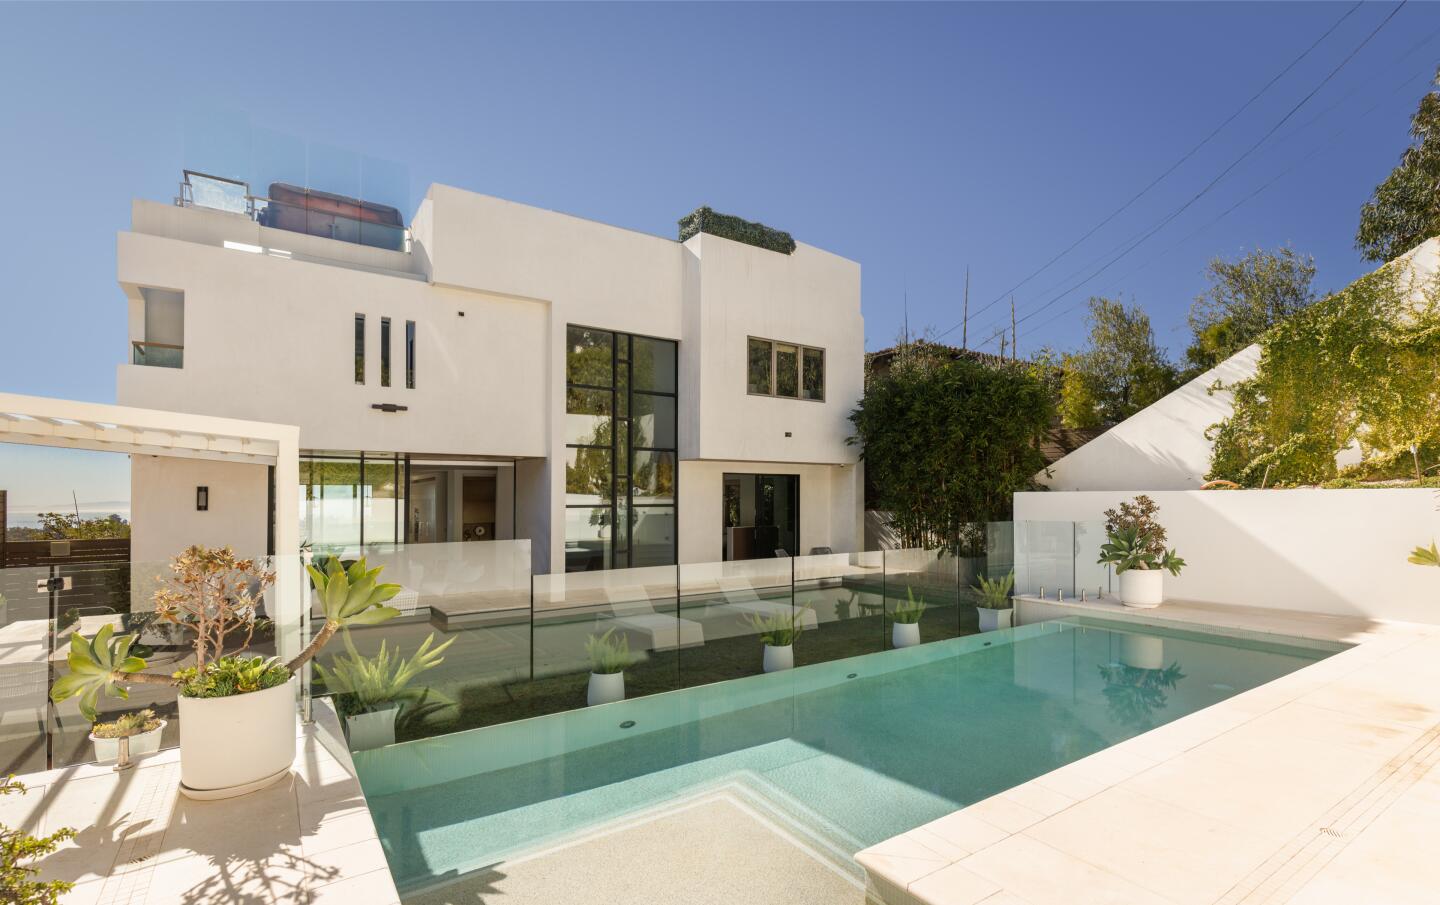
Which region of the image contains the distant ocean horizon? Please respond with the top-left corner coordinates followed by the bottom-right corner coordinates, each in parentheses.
top-left (3, 502), bottom-right (132, 529)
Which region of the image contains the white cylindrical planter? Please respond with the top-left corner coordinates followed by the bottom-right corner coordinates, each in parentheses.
top-left (587, 671), bottom-right (625, 706)
top-left (91, 721), bottom-right (167, 764)
top-left (977, 608), bottom-right (1014, 633)
top-left (762, 644), bottom-right (794, 673)
top-left (344, 705), bottom-right (398, 751)
top-left (178, 679), bottom-right (297, 799)
top-left (891, 621), bottom-right (922, 648)
top-left (1118, 569), bottom-right (1164, 608)
top-left (1120, 634), bottom-right (1164, 671)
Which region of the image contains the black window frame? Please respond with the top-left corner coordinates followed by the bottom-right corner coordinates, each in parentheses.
top-left (354, 314), bottom-right (365, 384)
top-left (380, 317), bottom-right (392, 388)
top-left (405, 320), bottom-right (416, 389)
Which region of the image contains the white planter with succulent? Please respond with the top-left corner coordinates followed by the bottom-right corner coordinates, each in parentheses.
top-left (316, 631), bottom-right (454, 751)
top-left (746, 607), bottom-right (810, 673)
top-left (972, 570), bottom-right (1015, 632)
top-left (585, 628), bottom-right (636, 706)
top-left (51, 547), bottom-right (405, 799)
top-left (890, 589), bottom-right (925, 648)
top-left (1097, 496), bottom-right (1186, 609)
top-left (89, 708), bottom-right (166, 765)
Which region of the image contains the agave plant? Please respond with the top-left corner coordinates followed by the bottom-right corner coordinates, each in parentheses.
top-left (49, 547), bottom-right (403, 722)
top-left (972, 570), bottom-right (1016, 609)
top-left (1098, 524), bottom-right (1186, 576)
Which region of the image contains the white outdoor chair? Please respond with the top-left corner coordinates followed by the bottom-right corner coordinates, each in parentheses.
top-left (714, 577), bottom-right (819, 629)
top-left (602, 585), bottom-right (704, 651)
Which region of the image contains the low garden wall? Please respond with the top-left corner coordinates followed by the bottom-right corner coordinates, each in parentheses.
top-left (1014, 488), bottom-right (1440, 624)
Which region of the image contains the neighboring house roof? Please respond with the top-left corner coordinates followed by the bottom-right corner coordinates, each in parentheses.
top-left (1040, 426), bottom-right (1107, 467)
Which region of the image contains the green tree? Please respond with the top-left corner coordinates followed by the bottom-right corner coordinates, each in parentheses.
top-left (1356, 69), bottom-right (1440, 263)
top-left (34, 513), bottom-right (130, 540)
top-left (1060, 297), bottom-right (1178, 427)
top-left (1184, 247), bottom-right (1317, 375)
top-left (851, 348), bottom-right (1053, 550)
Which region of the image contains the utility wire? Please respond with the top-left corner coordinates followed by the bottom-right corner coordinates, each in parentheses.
top-left (967, 0), bottom-right (1409, 349)
top-left (931, 0), bottom-right (1365, 341)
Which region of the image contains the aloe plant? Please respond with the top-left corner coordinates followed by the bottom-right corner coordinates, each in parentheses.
top-left (584, 628), bottom-right (637, 675)
top-left (1409, 540), bottom-right (1440, 567)
top-left (972, 570), bottom-right (1015, 609)
top-left (316, 631), bottom-right (454, 717)
top-left (49, 548), bottom-right (402, 721)
top-left (892, 588), bottom-right (926, 624)
top-left (744, 607), bottom-right (810, 647)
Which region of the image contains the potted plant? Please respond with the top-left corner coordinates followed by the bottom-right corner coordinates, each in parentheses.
top-left (49, 547), bottom-right (402, 799)
top-left (584, 628), bottom-right (637, 706)
top-left (89, 707), bottom-right (166, 765)
top-left (1096, 495), bottom-right (1185, 608)
top-left (315, 631), bottom-right (454, 750)
top-left (890, 589), bottom-right (925, 648)
top-left (745, 607), bottom-right (810, 673)
top-left (972, 570), bottom-right (1015, 632)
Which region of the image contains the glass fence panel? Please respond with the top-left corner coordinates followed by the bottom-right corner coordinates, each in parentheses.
top-left (306, 541), bottom-right (531, 750)
top-left (883, 548), bottom-right (962, 646)
top-left (1015, 520), bottom-right (1078, 599)
top-left (531, 565), bottom-right (681, 715)
top-left (793, 551), bottom-right (885, 665)
top-left (1074, 520), bottom-right (1112, 599)
top-left (677, 558), bottom-right (795, 685)
top-left (0, 565), bottom-right (55, 775)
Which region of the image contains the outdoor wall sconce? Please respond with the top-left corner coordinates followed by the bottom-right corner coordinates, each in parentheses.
top-left (196, 486), bottom-right (208, 511)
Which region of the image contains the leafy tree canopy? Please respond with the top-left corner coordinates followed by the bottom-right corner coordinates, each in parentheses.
top-left (1059, 297), bottom-right (1179, 428)
top-left (851, 346), bottom-right (1053, 550)
top-left (1356, 68), bottom-right (1440, 263)
top-left (1184, 247), bottom-right (1317, 375)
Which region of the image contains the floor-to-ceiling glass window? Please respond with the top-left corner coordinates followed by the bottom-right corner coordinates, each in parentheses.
top-left (722, 473), bottom-right (799, 560)
top-left (565, 325), bottom-right (677, 572)
top-left (300, 452), bottom-right (406, 552)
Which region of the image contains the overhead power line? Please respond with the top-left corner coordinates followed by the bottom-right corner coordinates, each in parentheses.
top-left (931, 0), bottom-right (1365, 342)
top-left (968, 0), bottom-right (1410, 349)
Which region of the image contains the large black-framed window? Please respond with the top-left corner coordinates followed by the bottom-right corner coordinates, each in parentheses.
top-left (299, 452), bottom-right (406, 550)
top-left (565, 325), bottom-right (678, 572)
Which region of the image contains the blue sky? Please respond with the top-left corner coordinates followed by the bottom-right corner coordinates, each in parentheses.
top-left (1, 1), bottom-right (1437, 515)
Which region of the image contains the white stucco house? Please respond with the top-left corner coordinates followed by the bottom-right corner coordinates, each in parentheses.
top-left (116, 176), bottom-right (865, 573)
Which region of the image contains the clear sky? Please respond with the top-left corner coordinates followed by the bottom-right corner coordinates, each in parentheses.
top-left (1, 1), bottom-right (1437, 515)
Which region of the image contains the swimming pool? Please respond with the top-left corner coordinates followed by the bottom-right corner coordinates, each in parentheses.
top-left (353, 616), bottom-right (1343, 893)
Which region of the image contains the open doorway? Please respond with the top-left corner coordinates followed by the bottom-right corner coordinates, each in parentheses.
top-left (407, 463), bottom-right (514, 544)
top-left (722, 473), bottom-right (799, 560)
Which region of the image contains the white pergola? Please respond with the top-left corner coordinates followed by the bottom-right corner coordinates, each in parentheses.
top-left (0, 392), bottom-right (303, 661)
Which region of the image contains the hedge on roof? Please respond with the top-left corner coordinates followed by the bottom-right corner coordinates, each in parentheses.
top-left (678, 206), bottom-right (796, 255)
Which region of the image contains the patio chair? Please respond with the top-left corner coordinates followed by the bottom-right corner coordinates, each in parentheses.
top-left (602, 585), bottom-right (705, 651)
top-left (714, 577), bottom-right (819, 629)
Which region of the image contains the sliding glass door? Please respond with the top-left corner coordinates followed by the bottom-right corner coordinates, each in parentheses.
top-left (722, 474), bottom-right (799, 561)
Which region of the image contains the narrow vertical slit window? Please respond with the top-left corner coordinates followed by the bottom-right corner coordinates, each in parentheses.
top-left (380, 317), bottom-right (392, 387)
top-left (354, 314), bottom-right (365, 384)
top-left (405, 320), bottom-right (416, 389)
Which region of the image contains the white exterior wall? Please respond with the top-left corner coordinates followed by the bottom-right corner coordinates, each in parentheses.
top-left (116, 185), bottom-right (864, 573)
top-left (1014, 489), bottom-right (1440, 624)
top-left (130, 456), bottom-right (270, 563)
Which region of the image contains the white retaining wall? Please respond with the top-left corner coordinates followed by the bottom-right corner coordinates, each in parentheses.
top-left (1014, 488), bottom-right (1440, 624)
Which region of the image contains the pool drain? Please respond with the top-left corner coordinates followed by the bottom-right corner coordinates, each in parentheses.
top-left (847, 673), bottom-right (858, 679)
top-left (619, 720), bottom-right (636, 729)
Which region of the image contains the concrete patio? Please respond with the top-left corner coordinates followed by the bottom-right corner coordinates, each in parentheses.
top-left (6, 701), bottom-right (399, 905)
top-left (859, 596), bottom-right (1440, 905)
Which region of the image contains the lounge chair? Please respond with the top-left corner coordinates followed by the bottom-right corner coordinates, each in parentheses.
top-left (603, 585), bottom-right (705, 651)
top-left (714, 577), bottom-right (819, 629)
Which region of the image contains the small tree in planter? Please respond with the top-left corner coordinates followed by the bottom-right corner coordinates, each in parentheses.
top-left (50, 547), bottom-right (402, 798)
top-left (1097, 496), bottom-right (1185, 608)
top-left (972, 570), bottom-right (1015, 632)
top-left (745, 607), bottom-right (811, 673)
top-left (584, 628), bottom-right (638, 706)
top-left (890, 589), bottom-right (926, 648)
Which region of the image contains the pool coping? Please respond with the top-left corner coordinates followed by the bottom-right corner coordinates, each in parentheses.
top-left (856, 596), bottom-right (1440, 905)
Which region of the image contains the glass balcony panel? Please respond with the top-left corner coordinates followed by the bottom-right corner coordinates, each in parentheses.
top-left (131, 342), bottom-right (183, 369)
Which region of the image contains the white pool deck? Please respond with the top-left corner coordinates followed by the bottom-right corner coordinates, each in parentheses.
top-left (8, 700), bottom-right (399, 905)
top-left (859, 595), bottom-right (1440, 905)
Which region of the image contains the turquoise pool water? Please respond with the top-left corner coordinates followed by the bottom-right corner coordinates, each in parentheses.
top-left (354, 617), bottom-right (1342, 892)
